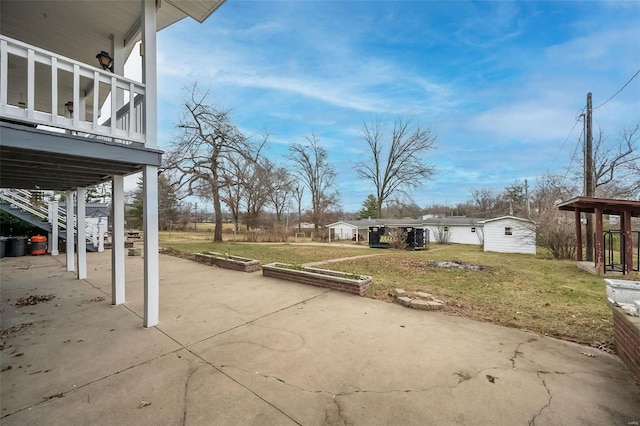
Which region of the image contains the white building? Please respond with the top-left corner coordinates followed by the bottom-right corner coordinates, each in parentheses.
top-left (423, 217), bottom-right (484, 245)
top-left (327, 216), bottom-right (537, 255)
top-left (482, 216), bottom-right (536, 255)
top-left (0, 0), bottom-right (226, 327)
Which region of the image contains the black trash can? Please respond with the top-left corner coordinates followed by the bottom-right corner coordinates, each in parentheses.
top-left (0, 236), bottom-right (6, 258)
top-left (8, 236), bottom-right (27, 257)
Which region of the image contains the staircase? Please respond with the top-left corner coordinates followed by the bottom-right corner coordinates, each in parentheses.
top-left (0, 188), bottom-right (101, 252)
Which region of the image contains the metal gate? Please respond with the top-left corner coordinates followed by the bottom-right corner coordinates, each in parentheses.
top-left (603, 230), bottom-right (640, 274)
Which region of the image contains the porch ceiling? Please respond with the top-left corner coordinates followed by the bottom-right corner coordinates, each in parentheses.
top-left (0, 1), bottom-right (226, 65)
top-left (0, 121), bottom-right (162, 191)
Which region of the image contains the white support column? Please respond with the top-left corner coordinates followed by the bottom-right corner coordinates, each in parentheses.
top-left (47, 202), bottom-right (52, 254)
top-left (143, 166), bottom-right (159, 327)
top-left (142, 0), bottom-right (158, 149)
top-left (141, 0), bottom-right (159, 328)
top-left (51, 200), bottom-right (59, 256)
top-left (76, 188), bottom-right (87, 280)
top-left (111, 175), bottom-right (126, 305)
top-left (65, 191), bottom-right (75, 271)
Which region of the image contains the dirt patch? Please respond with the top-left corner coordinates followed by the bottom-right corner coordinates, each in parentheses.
top-left (15, 294), bottom-right (55, 307)
top-left (426, 260), bottom-right (484, 271)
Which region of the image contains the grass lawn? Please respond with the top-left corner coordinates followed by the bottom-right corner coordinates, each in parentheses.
top-left (159, 233), bottom-right (628, 348)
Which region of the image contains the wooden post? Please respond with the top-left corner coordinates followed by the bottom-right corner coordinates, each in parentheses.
top-left (575, 209), bottom-right (583, 261)
top-left (594, 207), bottom-right (604, 275)
top-left (585, 93), bottom-right (594, 262)
top-left (622, 210), bottom-right (633, 275)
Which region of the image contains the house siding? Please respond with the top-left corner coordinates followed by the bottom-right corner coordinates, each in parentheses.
top-left (483, 218), bottom-right (536, 255)
top-left (424, 225), bottom-right (483, 245)
top-left (331, 224), bottom-right (358, 240)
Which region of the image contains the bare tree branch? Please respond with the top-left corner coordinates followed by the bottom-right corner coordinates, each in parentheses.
top-left (354, 117), bottom-right (436, 216)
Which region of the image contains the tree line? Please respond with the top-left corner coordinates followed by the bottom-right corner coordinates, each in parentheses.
top-left (125, 83), bottom-right (638, 257)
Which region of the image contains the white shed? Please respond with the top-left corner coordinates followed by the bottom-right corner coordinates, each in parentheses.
top-left (481, 216), bottom-right (536, 255)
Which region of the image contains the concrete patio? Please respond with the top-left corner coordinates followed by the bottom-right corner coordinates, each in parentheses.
top-left (1, 250), bottom-right (639, 425)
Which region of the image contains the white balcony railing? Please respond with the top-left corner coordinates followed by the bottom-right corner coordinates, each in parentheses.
top-left (0, 35), bottom-right (146, 145)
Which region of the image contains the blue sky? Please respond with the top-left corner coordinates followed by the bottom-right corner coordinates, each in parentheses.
top-left (150, 0), bottom-right (640, 213)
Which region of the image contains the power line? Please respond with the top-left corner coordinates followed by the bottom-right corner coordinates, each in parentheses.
top-left (562, 124), bottom-right (584, 185)
top-left (593, 67), bottom-right (640, 110)
top-left (545, 106), bottom-right (585, 176)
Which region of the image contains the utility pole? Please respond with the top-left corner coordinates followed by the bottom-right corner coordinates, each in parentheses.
top-left (584, 92), bottom-right (594, 261)
top-left (525, 179), bottom-right (530, 219)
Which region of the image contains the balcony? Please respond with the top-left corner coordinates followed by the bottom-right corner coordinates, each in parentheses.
top-left (1, 35), bottom-right (146, 146)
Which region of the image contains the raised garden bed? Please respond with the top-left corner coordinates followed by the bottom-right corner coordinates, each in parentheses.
top-left (194, 252), bottom-right (260, 273)
top-left (262, 263), bottom-right (372, 296)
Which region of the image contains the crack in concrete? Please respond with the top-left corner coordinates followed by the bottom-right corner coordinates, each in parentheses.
top-left (182, 366), bottom-right (199, 426)
top-left (220, 363), bottom-right (451, 397)
top-left (528, 370), bottom-right (552, 426)
top-left (511, 342), bottom-right (525, 369)
top-left (331, 395), bottom-right (349, 426)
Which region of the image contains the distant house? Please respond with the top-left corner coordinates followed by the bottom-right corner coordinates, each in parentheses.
top-left (482, 216), bottom-right (536, 255)
top-left (422, 217), bottom-right (484, 245)
top-left (326, 219), bottom-right (425, 243)
top-left (327, 215), bottom-right (536, 255)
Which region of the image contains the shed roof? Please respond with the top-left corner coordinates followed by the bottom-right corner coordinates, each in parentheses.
top-left (480, 215), bottom-right (534, 224)
top-left (423, 217), bottom-right (484, 226)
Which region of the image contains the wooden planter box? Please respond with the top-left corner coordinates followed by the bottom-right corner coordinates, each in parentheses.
top-left (194, 252), bottom-right (260, 273)
top-left (262, 263), bottom-right (372, 296)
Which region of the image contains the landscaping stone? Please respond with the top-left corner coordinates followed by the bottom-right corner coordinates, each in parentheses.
top-left (427, 301), bottom-right (445, 310)
top-left (128, 248), bottom-right (141, 256)
top-left (396, 297), bottom-right (412, 307)
top-left (413, 291), bottom-right (434, 300)
top-left (391, 288), bottom-right (407, 298)
top-left (409, 299), bottom-right (431, 310)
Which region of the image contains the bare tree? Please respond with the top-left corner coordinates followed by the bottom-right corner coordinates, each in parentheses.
top-left (292, 185), bottom-right (304, 234)
top-left (242, 159), bottom-right (271, 230)
top-left (354, 117), bottom-right (436, 217)
top-left (587, 122), bottom-right (640, 199)
top-left (469, 188), bottom-right (501, 217)
top-left (530, 174), bottom-right (579, 259)
top-left (263, 159), bottom-right (293, 223)
top-left (165, 85), bottom-right (259, 242)
top-left (219, 152), bottom-right (249, 233)
top-left (287, 134), bottom-right (339, 233)
top-left (433, 226), bottom-right (451, 244)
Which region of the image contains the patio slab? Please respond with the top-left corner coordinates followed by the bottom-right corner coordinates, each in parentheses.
top-left (1, 251), bottom-right (639, 425)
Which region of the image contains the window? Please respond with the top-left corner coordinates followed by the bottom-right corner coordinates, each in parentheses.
top-left (505, 227), bottom-right (512, 236)
top-left (443, 226), bottom-right (449, 233)
top-left (471, 227), bottom-right (476, 233)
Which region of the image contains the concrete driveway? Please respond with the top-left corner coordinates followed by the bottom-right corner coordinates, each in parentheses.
top-left (1, 250), bottom-right (639, 425)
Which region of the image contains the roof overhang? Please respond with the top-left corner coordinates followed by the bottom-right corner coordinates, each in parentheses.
top-left (557, 196), bottom-right (640, 217)
top-left (0, 0), bottom-right (226, 66)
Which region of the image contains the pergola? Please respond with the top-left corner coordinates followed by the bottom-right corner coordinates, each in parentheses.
top-left (557, 197), bottom-right (640, 275)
